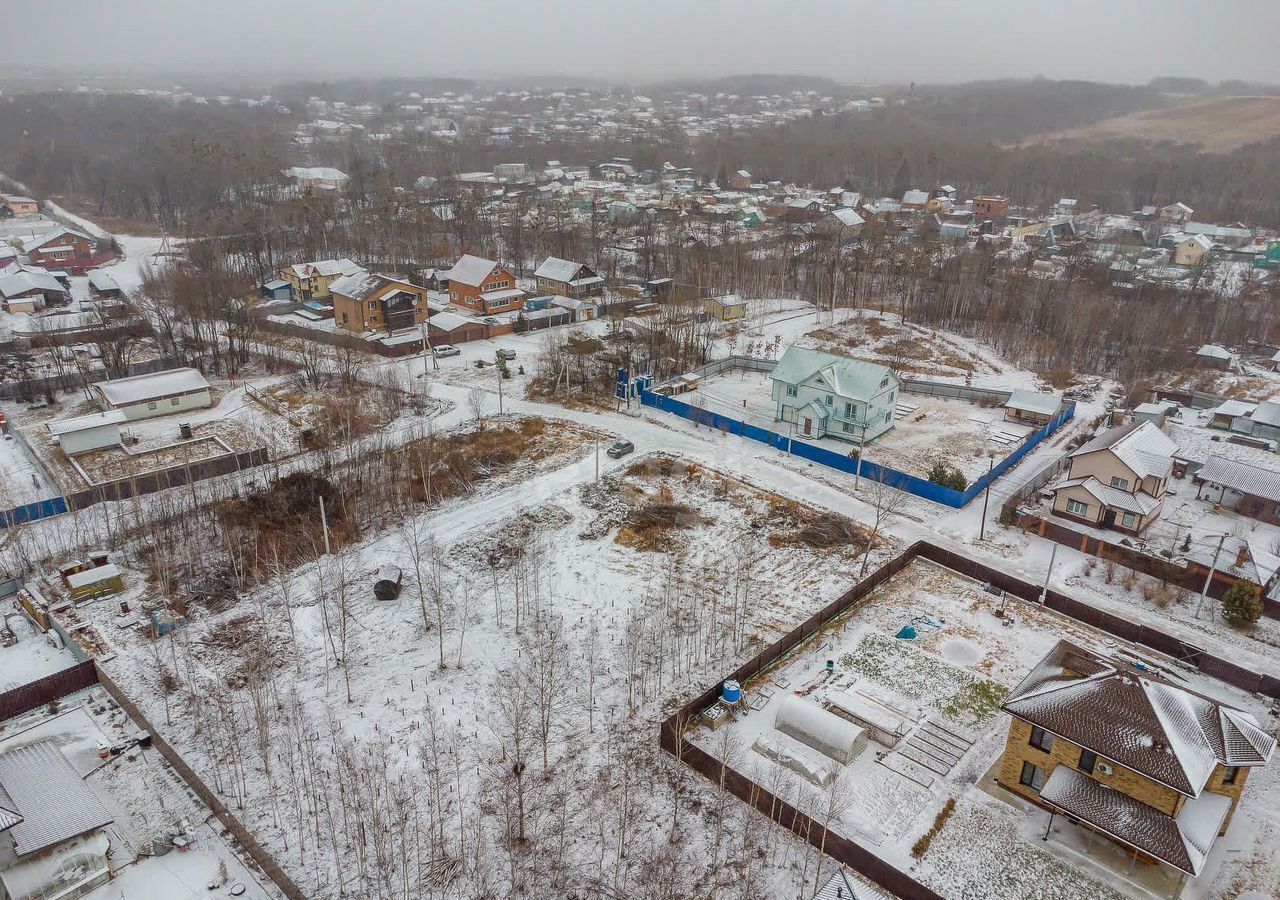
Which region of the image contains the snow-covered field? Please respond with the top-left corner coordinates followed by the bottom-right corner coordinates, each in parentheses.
top-left (58, 448), bottom-right (894, 899)
top-left (688, 557), bottom-right (1280, 900)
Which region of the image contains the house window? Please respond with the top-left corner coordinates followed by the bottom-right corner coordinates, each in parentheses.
top-left (824, 395), bottom-right (832, 406)
top-left (1066, 499), bottom-right (1089, 517)
top-left (1110, 476), bottom-right (1130, 490)
top-left (843, 422), bottom-right (854, 433)
top-left (450, 291), bottom-right (458, 301)
top-left (845, 402), bottom-right (856, 416)
top-left (369, 301), bottom-right (376, 309)
top-left (888, 391), bottom-right (895, 404)
top-left (1019, 761), bottom-right (1047, 792)
top-left (786, 386), bottom-right (798, 398)
top-left (148, 402), bottom-right (158, 411)
top-left (1078, 749), bottom-right (1097, 774)
top-left (1029, 726), bottom-right (1054, 753)
top-left (1222, 766), bottom-right (1241, 785)
top-left (170, 397), bottom-right (180, 406)
top-left (880, 376), bottom-right (890, 388)
top-left (1121, 512), bottom-right (1136, 527)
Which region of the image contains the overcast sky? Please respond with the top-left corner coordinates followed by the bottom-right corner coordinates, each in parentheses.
top-left (4, 0), bottom-right (1277, 86)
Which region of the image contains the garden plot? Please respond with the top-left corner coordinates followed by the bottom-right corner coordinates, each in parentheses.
top-left (69, 448), bottom-right (894, 899)
top-left (685, 557), bottom-right (1280, 900)
top-left (676, 366), bottom-right (1028, 482)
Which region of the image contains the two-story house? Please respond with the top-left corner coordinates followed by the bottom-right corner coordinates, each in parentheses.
top-left (1050, 421), bottom-right (1177, 534)
top-left (280, 259), bottom-right (365, 302)
top-left (769, 347), bottom-right (902, 445)
top-left (446, 254), bottom-right (525, 315)
top-left (532, 257), bottom-right (604, 299)
top-left (998, 640), bottom-right (1274, 884)
top-left (331, 272), bottom-right (431, 334)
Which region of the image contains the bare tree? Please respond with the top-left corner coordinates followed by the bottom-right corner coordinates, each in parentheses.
top-left (861, 472), bottom-right (908, 576)
top-left (467, 387), bottom-right (487, 430)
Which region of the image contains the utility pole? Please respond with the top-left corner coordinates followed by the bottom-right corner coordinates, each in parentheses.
top-left (1038, 543), bottom-right (1058, 605)
top-left (853, 422), bottom-right (866, 492)
top-left (595, 434), bottom-right (600, 482)
top-left (1195, 534), bottom-right (1227, 620)
top-left (420, 319), bottom-right (438, 373)
top-left (497, 361), bottom-right (504, 415)
top-left (979, 456), bottom-right (995, 541)
top-left (319, 495), bottom-right (331, 555)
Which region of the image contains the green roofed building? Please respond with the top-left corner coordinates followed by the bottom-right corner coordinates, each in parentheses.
top-left (770, 346), bottom-right (902, 444)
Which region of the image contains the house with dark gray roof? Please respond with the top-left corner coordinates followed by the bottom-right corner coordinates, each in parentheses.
top-left (996, 640), bottom-right (1274, 885)
top-left (0, 741), bottom-right (115, 900)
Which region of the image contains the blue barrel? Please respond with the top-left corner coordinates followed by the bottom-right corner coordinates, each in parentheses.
top-left (722, 680), bottom-right (742, 704)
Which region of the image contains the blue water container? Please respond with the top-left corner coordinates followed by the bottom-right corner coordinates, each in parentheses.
top-left (722, 680), bottom-right (742, 704)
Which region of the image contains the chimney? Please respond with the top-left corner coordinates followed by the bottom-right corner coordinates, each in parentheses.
top-left (1235, 544), bottom-right (1249, 569)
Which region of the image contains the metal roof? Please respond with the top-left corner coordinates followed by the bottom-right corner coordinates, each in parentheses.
top-left (1070, 421), bottom-right (1177, 480)
top-left (1002, 641), bottom-right (1274, 798)
top-left (0, 741), bottom-right (114, 858)
top-left (445, 254), bottom-right (501, 287)
top-left (1004, 389), bottom-right (1063, 417)
top-left (771, 346), bottom-right (899, 403)
top-left (1196, 455), bottom-right (1280, 503)
top-left (533, 256), bottom-right (589, 282)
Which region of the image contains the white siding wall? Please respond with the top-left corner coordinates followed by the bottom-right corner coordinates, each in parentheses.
top-left (115, 389), bottom-right (213, 422)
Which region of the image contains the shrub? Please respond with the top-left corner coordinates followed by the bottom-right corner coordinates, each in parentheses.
top-left (926, 463), bottom-right (968, 491)
top-left (911, 797), bottom-right (957, 859)
top-left (1221, 580), bottom-right (1263, 628)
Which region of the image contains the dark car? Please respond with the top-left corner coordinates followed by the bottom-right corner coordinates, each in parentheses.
top-left (606, 439), bottom-right (635, 459)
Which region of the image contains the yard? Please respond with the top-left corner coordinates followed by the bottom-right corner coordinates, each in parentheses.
top-left (684, 557), bottom-right (1280, 900)
top-left (674, 366), bottom-right (1032, 482)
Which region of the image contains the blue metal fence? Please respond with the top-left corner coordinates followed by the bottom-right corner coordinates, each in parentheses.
top-left (0, 496), bottom-right (69, 529)
top-left (639, 387), bottom-right (1075, 508)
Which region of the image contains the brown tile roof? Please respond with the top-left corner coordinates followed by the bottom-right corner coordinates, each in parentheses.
top-left (1002, 640), bottom-right (1275, 796)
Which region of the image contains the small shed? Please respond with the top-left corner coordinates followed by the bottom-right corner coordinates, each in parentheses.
top-left (47, 410), bottom-right (127, 455)
top-left (64, 563), bottom-right (123, 600)
top-left (773, 696), bottom-right (868, 765)
top-left (1194, 344), bottom-right (1233, 369)
top-left (704, 294), bottom-right (748, 321)
top-left (262, 279), bottom-right (293, 303)
top-left (1003, 389), bottom-right (1064, 425)
top-left (1132, 401), bottom-right (1177, 427)
top-left (93, 368), bottom-right (212, 421)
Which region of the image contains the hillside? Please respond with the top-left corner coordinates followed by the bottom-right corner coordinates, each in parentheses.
top-left (1021, 95), bottom-right (1280, 153)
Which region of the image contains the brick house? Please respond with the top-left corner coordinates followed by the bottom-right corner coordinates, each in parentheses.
top-left (532, 257), bottom-right (604, 299)
top-left (972, 195), bottom-right (1010, 219)
top-left (445, 254), bottom-right (525, 315)
top-left (1049, 421), bottom-right (1177, 534)
top-left (997, 640), bottom-right (1274, 884)
top-left (22, 227), bottom-right (101, 274)
top-left (331, 272), bottom-right (430, 334)
top-left (1, 195), bottom-right (39, 216)
top-left (728, 169), bottom-right (753, 190)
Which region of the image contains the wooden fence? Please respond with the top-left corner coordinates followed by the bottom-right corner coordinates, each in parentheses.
top-left (660, 540), bottom-right (1280, 899)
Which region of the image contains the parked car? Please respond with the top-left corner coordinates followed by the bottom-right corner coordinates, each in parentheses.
top-left (606, 439), bottom-right (635, 459)
top-left (432, 344), bottom-right (461, 358)
top-left (496, 348), bottom-right (517, 360)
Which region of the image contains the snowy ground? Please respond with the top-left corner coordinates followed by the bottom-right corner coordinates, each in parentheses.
top-left (0, 685), bottom-right (280, 900)
top-left (0, 604), bottom-right (79, 690)
top-left (688, 557), bottom-right (1280, 900)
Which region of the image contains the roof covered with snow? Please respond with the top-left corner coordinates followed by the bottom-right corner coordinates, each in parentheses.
top-left (771, 346), bottom-right (899, 402)
top-left (445, 254), bottom-right (501, 287)
top-left (1004, 389), bottom-right (1063, 417)
top-left (94, 367), bottom-right (211, 407)
top-left (1051, 476), bottom-right (1162, 515)
top-left (533, 256), bottom-right (590, 282)
top-left (0, 269), bottom-right (67, 299)
top-left (285, 166), bottom-right (349, 182)
top-left (0, 741), bottom-right (114, 858)
top-left (1070, 421), bottom-right (1177, 480)
top-left (1195, 343), bottom-right (1232, 360)
top-left (1196, 455), bottom-right (1280, 503)
top-left (1038, 764), bottom-right (1226, 876)
top-left (287, 258), bottom-right (363, 280)
top-left (1003, 640), bottom-right (1275, 797)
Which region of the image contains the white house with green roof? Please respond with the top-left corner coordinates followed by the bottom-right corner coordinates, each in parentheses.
top-left (770, 346), bottom-right (902, 444)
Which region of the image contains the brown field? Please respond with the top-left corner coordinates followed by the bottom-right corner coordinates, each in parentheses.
top-left (1020, 96), bottom-right (1280, 153)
